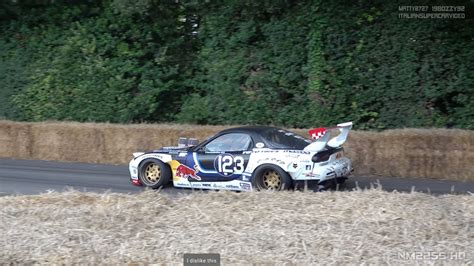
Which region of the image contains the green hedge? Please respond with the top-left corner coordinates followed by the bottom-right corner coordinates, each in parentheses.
top-left (1, 0), bottom-right (473, 129)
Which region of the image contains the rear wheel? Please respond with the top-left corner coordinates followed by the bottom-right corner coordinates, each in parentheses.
top-left (138, 158), bottom-right (171, 189)
top-left (335, 177), bottom-right (347, 190)
top-left (318, 178), bottom-right (346, 191)
top-left (251, 164), bottom-right (292, 191)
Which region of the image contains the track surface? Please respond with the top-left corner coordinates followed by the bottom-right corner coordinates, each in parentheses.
top-left (0, 158), bottom-right (473, 196)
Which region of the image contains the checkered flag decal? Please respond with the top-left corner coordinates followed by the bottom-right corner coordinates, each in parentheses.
top-left (308, 127), bottom-right (326, 140)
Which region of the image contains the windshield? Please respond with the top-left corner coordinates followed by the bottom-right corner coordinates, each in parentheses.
top-left (261, 128), bottom-right (313, 149)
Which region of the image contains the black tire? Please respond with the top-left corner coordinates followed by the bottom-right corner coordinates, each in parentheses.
top-left (138, 158), bottom-right (171, 189)
top-left (251, 164), bottom-right (293, 191)
top-left (318, 178), bottom-right (346, 191)
top-left (336, 176), bottom-right (347, 185)
top-left (335, 177), bottom-right (347, 191)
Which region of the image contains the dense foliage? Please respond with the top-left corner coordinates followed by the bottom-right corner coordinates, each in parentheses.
top-left (1, 0), bottom-right (473, 129)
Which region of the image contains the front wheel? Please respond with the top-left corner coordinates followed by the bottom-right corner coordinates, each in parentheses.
top-left (138, 158), bottom-right (171, 189)
top-left (251, 164), bottom-right (292, 191)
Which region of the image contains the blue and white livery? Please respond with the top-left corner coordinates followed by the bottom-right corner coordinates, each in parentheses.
top-left (128, 123), bottom-right (353, 191)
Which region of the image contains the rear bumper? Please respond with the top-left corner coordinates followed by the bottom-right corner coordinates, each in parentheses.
top-left (293, 157), bottom-right (352, 183)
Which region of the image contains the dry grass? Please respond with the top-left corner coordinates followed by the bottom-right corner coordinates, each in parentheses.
top-left (0, 120), bottom-right (473, 180)
top-left (0, 189), bottom-right (473, 264)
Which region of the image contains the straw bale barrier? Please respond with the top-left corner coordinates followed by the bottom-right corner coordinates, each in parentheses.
top-left (0, 120), bottom-right (473, 181)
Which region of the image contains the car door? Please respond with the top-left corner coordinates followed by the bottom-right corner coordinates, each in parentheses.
top-left (191, 133), bottom-right (253, 182)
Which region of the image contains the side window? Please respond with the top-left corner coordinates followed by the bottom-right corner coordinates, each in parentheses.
top-left (204, 133), bottom-right (252, 153)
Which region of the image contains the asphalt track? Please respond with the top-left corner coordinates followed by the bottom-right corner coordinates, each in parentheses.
top-left (0, 158), bottom-right (473, 196)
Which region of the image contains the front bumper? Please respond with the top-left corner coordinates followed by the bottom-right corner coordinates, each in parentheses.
top-left (129, 159), bottom-right (141, 186)
top-left (130, 178), bottom-right (141, 186)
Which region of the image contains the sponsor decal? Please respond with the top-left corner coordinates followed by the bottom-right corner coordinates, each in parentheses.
top-left (225, 184), bottom-right (240, 189)
top-left (256, 157), bottom-right (286, 165)
top-left (308, 127), bottom-right (327, 140)
top-left (255, 142), bottom-right (265, 148)
top-left (282, 150), bottom-right (310, 155)
top-left (178, 152), bottom-right (187, 157)
top-left (176, 164), bottom-right (201, 181)
top-left (212, 183), bottom-right (225, 189)
top-left (239, 182), bottom-right (251, 191)
top-left (252, 150), bottom-right (279, 154)
top-left (305, 165), bottom-right (312, 171)
top-left (253, 149), bottom-right (309, 155)
top-left (141, 154), bottom-right (162, 160)
top-left (292, 163), bottom-right (298, 168)
top-left (202, 183), bottom-right (211, 187)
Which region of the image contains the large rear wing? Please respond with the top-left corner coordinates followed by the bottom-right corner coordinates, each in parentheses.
top-left (303, 122), bottom-right (353, 152)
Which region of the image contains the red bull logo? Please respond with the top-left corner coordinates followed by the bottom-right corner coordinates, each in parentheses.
top-left (176, 164), bottom-right (201, 181)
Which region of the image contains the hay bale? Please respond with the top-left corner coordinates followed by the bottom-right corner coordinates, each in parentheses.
top-left (0, 120), bottom-right (33, 159)
top-left (0, 120), bottom-right (473, 180)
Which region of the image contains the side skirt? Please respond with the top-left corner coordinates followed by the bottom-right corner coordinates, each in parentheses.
top-left (173, 179), bottom-right (253, 192)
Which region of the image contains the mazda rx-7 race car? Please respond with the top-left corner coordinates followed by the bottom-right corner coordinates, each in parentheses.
top-left (128, 122), bottom-right (353, 191)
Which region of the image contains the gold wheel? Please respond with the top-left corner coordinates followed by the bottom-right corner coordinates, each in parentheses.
top-left (144, 163), bottom-right (161, 184)
top-left (262, 170), bottom-right (281, 189)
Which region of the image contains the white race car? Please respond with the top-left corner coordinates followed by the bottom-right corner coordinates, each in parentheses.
top-left (128, 122), bottom-right (353, 191)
